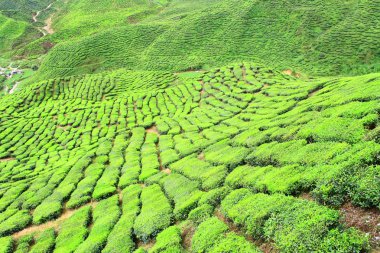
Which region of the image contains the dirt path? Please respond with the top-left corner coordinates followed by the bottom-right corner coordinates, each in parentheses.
top-left (32, 11), bottom-right (40, 22)
top-left (32, 2), bottom-right (55, 36)
top-left (145, 125), bottom-right (171, 173)
top-left (9, 82), bottom-right (20, 94)
top-left (340, 202), bottom-right (380, 249)
top-left (13, 201), bottom-right (97, 239)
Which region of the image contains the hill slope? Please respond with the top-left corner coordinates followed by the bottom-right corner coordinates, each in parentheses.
top-left (1, 0), bottom-right (380, 252)
top-left (0, 63), bottom-right (379, 252)
top-left (33, 0), bottom-right (380, 80)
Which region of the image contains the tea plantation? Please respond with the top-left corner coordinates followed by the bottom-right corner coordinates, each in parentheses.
top-left (1, 0), bottom-right (380, 252)
top-left (0, 62), bottom-right (379, 252)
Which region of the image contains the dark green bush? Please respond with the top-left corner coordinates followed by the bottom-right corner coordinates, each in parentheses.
top-left (188, 204), bottom-right (214, 224)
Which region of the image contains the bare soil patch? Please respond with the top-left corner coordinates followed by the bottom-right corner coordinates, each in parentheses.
top-left (308, 86), bottom-right (323, 98)
top-left (137, 240), bottom-right (155, 251)
top-left (181, 223), bottom-right (196, 251)
top-left (299, 192), bottom-right (314, 201)
top-left (146, 125), bottom-right (159, 135)
top-left (282, 69), bottom-right (301, 78)
top-left (197, 152), bottom-right (205, 160)
top-left (42, 41), bottom-right (55, 51)
top-left (340, 202), bottom-right (380, 248)
top-left (13, 202), bottom-right (97, 239)
top-left (162, 168), bottom-right (171, 174)
top-left (259, 243), bottom-right (278, 253)
top-left (0, 157), bottom-right (15, 162)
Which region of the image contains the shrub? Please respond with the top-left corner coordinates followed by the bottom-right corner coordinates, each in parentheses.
top-left (198, 187), bottom-right (231, 207)
top-left (160, 174), bottom-right (203, 219)
top-left (15, 234), bottom-right (33, 253)
top-left (0, 210), bottom-right (31, 236)
top-left (54, 206), bottom-right (91, 253)
top-left (103, 185), bottom-right (141, 253)
top-left (0, 237), bottom-right (13, 253)
top-left (320, 228), bottom-right (370, 253)
top-left (350, 166), bottom-right (380, 208)
top-left (191, 217), bottom-right (228, 253)
top-left (133, 184), bottom-right (172, 242)
top-left (209, 233), bottom-right (261, 253)
top-left (188, 204), bottom-right (214, 224)
top-left (29, 228), bottom-right (55, 253)
top-left (221, 190), bottom-right (369, 252)
top-left (149, 226), bottom-right (183, 253)
top-left (75, 196), bottom-right (120, 253)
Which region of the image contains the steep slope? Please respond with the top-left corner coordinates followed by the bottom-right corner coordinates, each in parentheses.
top-left (34, 0), bottom-right (380, 80)
top-left (0, 0), bottom-right (52, 21)
top-left (0, 14), bottom-right (41, 53)
top-left (14, 0), bottom-right (165, 58)
top-left (0, 63), bottom-right (378, 252)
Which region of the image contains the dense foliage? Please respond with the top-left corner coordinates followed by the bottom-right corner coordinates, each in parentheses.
top-left (0, 62), bottom-right (378, 252)
top-left (0, 0), bottom-right (379, 252)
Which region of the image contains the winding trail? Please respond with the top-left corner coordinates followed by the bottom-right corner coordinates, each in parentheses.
top-left (9, 82), bottom-right (20, 94)
top-left (32, 2), bottom-right (55, 36)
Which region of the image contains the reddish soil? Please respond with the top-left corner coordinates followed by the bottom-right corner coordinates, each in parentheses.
top-left (259, 243), bottom-right (278, 253)
top-left (181, 223), bottom-right (196, 251)
top-left (340, 202), bottom-right (380, 249)
top-left (42, 41), bottom-right (54, 51)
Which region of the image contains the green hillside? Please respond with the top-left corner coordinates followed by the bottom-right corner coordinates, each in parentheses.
top-left (0, 0), bottom-right (52, 21)
top-left (0, 63), bottom-right (379, 252)
top-left (0, 0), bottom-right (380, 252)
top-left (34, 0), bottom-right (380, 80)
top-left (0, 14), bottom-right (40, 53)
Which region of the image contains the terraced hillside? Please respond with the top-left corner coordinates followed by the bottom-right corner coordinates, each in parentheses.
top-left (0, 63), bottom-right (379, 252)
top-left (31, 0), bottom-right (380, 80)
top-left (0, 0), bottom-right (378, 81)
